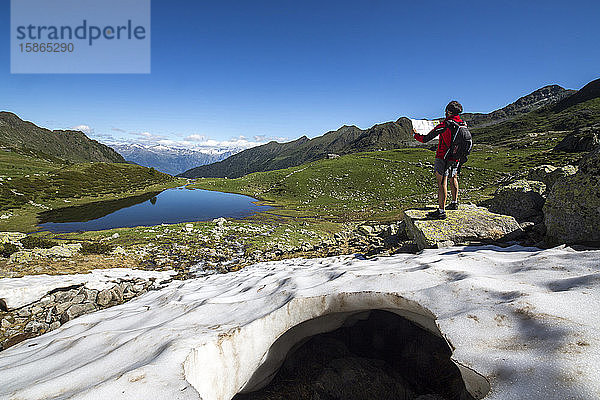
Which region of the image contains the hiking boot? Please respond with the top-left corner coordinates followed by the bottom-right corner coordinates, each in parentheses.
top-left (447, 202), bottom-right (458, 210)
top-left (427, 209), bottom-right (447, 220)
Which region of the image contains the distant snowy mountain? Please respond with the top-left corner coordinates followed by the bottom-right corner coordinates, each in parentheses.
top-left (110, 143), bottom-right (240, 175)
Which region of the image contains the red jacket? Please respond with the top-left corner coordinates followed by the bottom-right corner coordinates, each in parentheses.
top-left (414, 115), bottom-right (464, 161)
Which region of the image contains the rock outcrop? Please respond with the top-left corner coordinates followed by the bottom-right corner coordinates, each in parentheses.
top-left (403, 205), bottom-right (522, 250)
top-left (488, 180), bottom-right (546, 220)
top-left (527, 164), bottom-right (577, 188)
top-left (544, 147), bottom-right (600, 244)
top-left (554, 126), bottom-right (599, 152)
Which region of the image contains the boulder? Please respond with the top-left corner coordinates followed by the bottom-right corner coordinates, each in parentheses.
top-left (554, 126), bottom-right (600, 152)
top-left (61, 303), bottom-right (96, 323)
top-left (527, 164), bottom-right (577, 188)
top-left (403, 205), bottom-right (522, 250)
top-left (579, 146), bottom-right (600, 175)
top-left (488, 180), bottom-right (546, 220)
top-left (544, 148), bottom-right (600, 244)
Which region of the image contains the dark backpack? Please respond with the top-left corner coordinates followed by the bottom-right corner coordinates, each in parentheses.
top-left (444, 120), bottom-right (473, 163)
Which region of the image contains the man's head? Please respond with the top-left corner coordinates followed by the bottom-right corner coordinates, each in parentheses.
top-left (445, 101), bottom-right (463, 117)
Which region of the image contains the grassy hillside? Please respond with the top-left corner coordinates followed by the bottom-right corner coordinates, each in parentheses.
top-left (462, 84), bottom-right (575, 129)
top-left (0, 112), bottom-right (125, 163)
top-left (473, 79), bottom-right (600, 144)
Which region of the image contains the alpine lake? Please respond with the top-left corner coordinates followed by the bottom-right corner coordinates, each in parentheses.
top-left (37, 186), bottom-right (271, 233)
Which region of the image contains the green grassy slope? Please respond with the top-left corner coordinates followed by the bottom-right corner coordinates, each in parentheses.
top-left (462, 84), bottom-right (575, 129)
top-left (473, 79), bottom-right (600, 144)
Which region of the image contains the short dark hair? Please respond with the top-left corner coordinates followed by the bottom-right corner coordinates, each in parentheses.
top-left (445, 101), bottom-right (463, 115)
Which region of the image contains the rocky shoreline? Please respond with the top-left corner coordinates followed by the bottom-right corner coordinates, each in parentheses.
top-left (0, 269), bottom-right (174, 351)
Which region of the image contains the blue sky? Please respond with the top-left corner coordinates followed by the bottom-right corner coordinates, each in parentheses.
top-left (1, 0), bottom-right (599, 149)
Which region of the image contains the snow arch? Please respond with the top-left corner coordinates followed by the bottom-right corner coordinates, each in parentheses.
top-left (183, 291), bottom-right (490, 400)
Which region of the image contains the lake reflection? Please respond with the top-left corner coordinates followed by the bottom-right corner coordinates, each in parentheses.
top-left (38, 187), bottom-right (271, 233)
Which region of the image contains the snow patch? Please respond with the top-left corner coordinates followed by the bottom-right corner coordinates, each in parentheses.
top-left (1, 245), bottom-right (599, 400)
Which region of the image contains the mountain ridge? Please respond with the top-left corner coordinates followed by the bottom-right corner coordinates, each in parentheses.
top-left (109, 143), bottom-right (237, 175)
top-left (462, 84), bottom-right (575, 129)
top-left (0, 112), bottom-right (125, 164)
top-left (179, 117), bottom-right (422, 179)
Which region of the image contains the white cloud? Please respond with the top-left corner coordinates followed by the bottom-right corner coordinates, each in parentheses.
top-left (70, 125), bottom-right (93, 135)
top-left (184, 134), bottom-right (207, 142)
top-left (98, 128), bottom-right (293, 153)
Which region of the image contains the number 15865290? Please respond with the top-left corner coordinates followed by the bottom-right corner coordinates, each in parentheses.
top-left (19, 43), bottom-right (74, 52)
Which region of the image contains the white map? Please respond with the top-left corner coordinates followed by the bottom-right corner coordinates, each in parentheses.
top-left (410, 118), bottom-right (439, 135)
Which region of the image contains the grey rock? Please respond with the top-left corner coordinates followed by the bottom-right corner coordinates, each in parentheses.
top-left (25, 320), bottom-right (47, 332)
top-left (97, 289), bottom-right (112, 306)
top-left (82, 288), bottom-right (98, 303)
top-left (544, 148), bottom-right (600, 244)
top-left (54, 302), bottom-right (72, 315)
top-left (45, 309), bottom-right (53, 324)
top-left (132, 284), bottom-right (145, 292)
top-left (111, 285), bottom-right (124, 302)
top-left (554, 126), bottom-right (600, 153)
top-left (404, 205), bottom-right (522, 250)
top-left (528, 164), bottom-right (577, 188)
top-left (489, 180), bottom-right (546, 220)
top-left (54, 290), bottom-right (76, 303)
top-left (61, 303), bottom-right (96, 323)
top-left (71, 293), bottom-right (85, 304)
top-left (38, 296), bottom-right (54, 307)
top-left (30, 306), bottom-right (43, 315)
top-left (357, 225), bottom-right (374, 236)
top-left (17, 308), bottom-right (31, 318)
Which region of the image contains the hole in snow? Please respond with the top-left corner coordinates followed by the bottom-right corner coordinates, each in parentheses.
top-left (235, 310), bottom-right (484, 400)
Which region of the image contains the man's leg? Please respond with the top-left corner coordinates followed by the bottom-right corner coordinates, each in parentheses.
top-left (450, 174), bottom-right (458, 203)
top-left (436, 172), bottom-right (447, 210)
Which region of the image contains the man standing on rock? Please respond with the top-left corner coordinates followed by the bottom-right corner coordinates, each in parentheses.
top-left (413, 101), bottom-right (467, 220)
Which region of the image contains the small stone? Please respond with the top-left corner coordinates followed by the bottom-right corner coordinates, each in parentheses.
top-left (49, 321), bottom-right (60, 331)
top-left (45, 309), bottom-right (53, 323)
top-left (25, 320), bottom-right (47, 332)
top-left (82, 288), bottom-right (98, 303)
top-left (358, 225), bottom-right (374, 236)
top-left (54, 290), bottom-right (76, 303)
top-left (17, 307), bottom-right (32, 317)
top-left (97, 289), bottom-right (112, 306)
top-left (132, 284), bottom-right (145, 292)
top-left (1, 319), bottom-right (11, 329)
top-left (61, 303), bottom-right (96, 323)
top-left (71, 293), bottom-right (85, 304)
top-left (54, 302), bottom-right (72, 315)
top-left (30, 306), bottom-right (43, 315)
top-left (38, 296), bottom-right (54, 307)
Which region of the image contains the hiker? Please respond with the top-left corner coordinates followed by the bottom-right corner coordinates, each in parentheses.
top-left (413, 101), bottom-right (469, 220)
